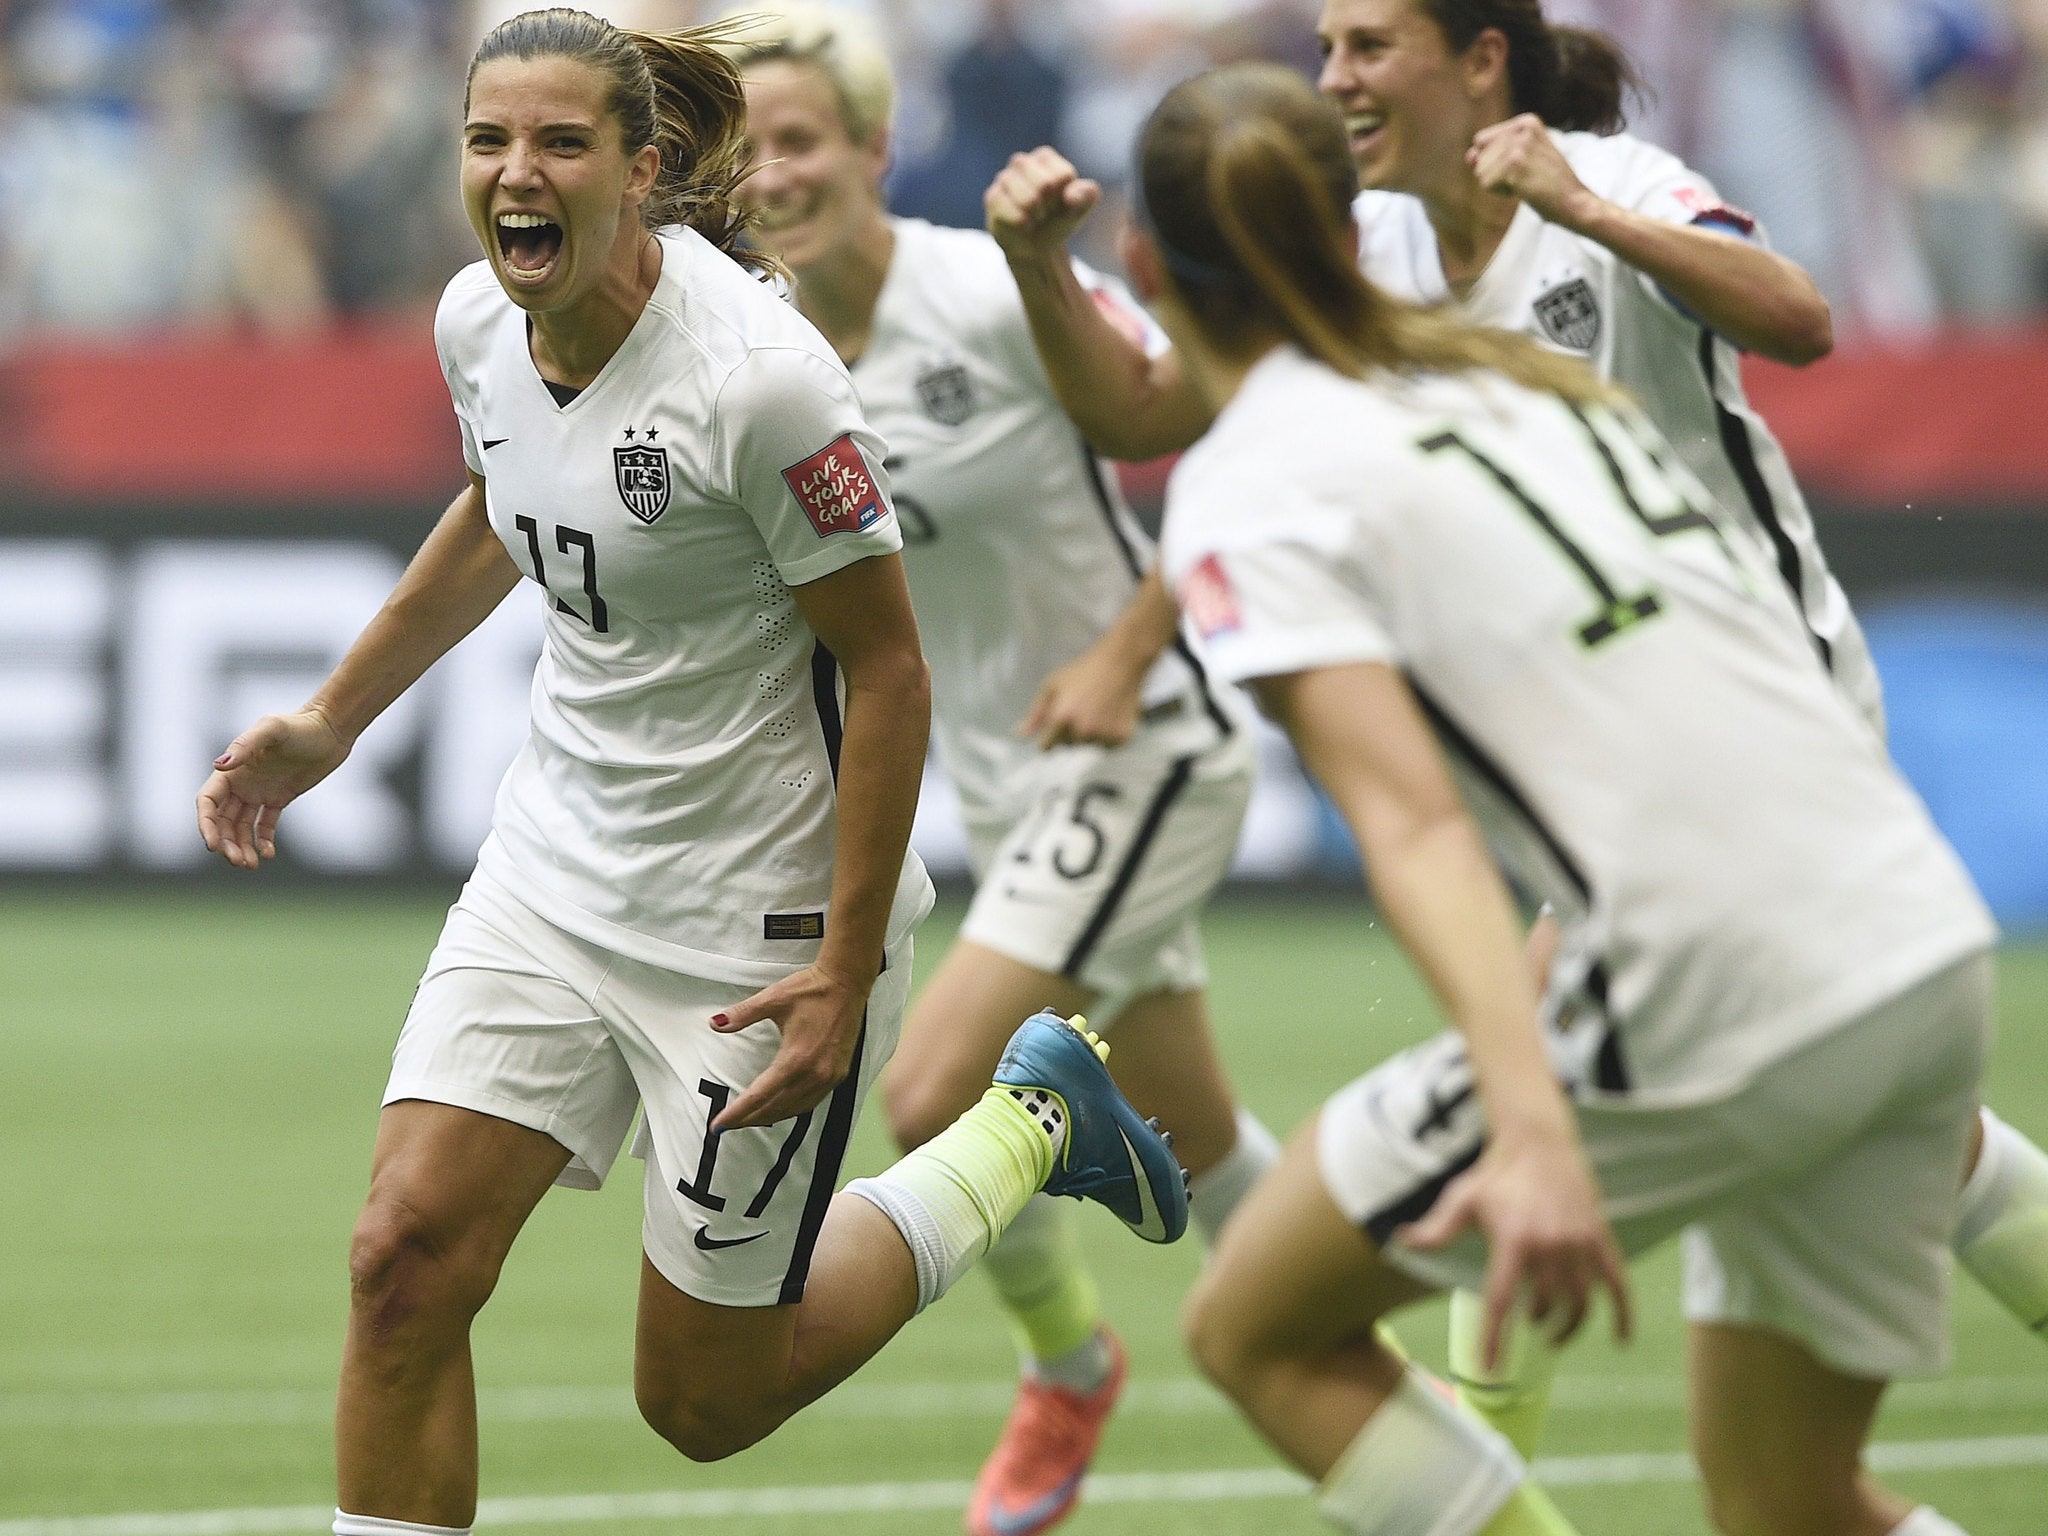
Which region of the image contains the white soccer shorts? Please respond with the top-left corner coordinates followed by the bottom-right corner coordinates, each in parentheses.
top-left (385, 872), bottom-right (911, 1308)
top-left (958, 701), bottom-right (1255, 1022)
top-left (1317, 952), bottom-right (1992, 1380)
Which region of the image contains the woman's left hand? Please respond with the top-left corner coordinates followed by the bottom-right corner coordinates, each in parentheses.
top-left (1396, 1118), bottom-right (1632, 1370)
top-left (710, 965), bottom-right (872, 1130)
top-left (1468, 114), bottom-right (1595, 229)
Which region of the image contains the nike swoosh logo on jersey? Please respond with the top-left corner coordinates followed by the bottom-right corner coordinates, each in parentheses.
top-left (482, 437), bottom-right (509, 450)
top-left (693, 1225), bottom-right (769, 1251)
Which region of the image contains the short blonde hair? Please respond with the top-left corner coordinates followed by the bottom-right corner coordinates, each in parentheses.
top-left (716, 4), bottom-right (894, 145)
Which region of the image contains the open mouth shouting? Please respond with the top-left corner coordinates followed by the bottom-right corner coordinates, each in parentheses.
top-left (497, 211), bottom-right (564, 284)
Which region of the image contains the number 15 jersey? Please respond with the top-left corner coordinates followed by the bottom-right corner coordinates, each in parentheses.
top-left (435, 226), bottom-right (932, 985)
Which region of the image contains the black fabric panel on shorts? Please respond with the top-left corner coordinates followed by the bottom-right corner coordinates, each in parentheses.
top-left (810, 640), bottom-right (843, 782)
top-left (778, 1014), bottom-right (867, 1305)
top-left (1697, 332), bottom-right (1831, 671)
top-left (1078, 439), bottom-right (1235, 740)
top-left (1364, 1137), bottom-right (1485, 1249)
top-left (1059, 752), bottom-right (1198, 979)
top-left (1409, 679), bottom-right (1632, 1092)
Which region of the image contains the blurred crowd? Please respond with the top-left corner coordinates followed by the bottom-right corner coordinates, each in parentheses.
top-left (4, 0), bottom-right (2048, 345)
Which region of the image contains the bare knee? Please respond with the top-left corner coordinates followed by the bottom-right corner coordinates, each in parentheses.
top-left (879, 1055), bottom-right (969, 1152)
top-left (1181, 1268), bottom-right (1261, 1400)
top-left (347, 1195), bottom-right (504, 1349)
top-left (635, 1379), bottom-right (777, 1463)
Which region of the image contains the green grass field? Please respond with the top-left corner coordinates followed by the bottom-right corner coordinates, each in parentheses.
top-left (3, 892), bottom-right (2044, 1533)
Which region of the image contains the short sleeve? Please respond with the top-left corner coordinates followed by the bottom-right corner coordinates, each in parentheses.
top-left (1071, 257), bottom-right (1171, 359)
top-left (1602, 137), bottom-right (1763, 245)
top-left (433, 289), bottom-right (485, 477)
top-left (714, 346), bottom-right (904, 587)
top-left (1163, 462), bottom-right (1400, 685)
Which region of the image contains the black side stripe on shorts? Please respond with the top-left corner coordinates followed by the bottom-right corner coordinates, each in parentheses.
top-left (1409, 681), bottom-right (1631, 1094)
top-left (1365, 1138), bottom-right (1485, 1248)
top-left (1078, 440), bottom-right (1236, 740)
top-left (1698, 332), bottom-right (1832, 671)
top-left (810, 640), bottom-right (844, 782)
top-left (778, 1014), bottom-right (867, 1305)
top-left (1059, 753), bottom-right (1198, 979)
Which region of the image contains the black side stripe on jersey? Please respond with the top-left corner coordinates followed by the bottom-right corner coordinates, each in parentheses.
top-left (810, 641), bottom-right (844, 783)
top-left (1078, 442), bottom-right (1236, 740)
top-left (1408, 681), bottom-right (1632, 1094)
top-left (1697, 333), bottom-right (1832, 671)
top-left (1365, 1137), bottom-right (1485, 1248)
top-left (1060, 753), bottom-right (1198, 979)
top-left (778, 1014), bottom-right (867, 1305)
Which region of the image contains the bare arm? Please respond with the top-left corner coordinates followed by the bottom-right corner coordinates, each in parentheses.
top-left (713, 552), bottom-right (931, 1129)
top-left (197, 475), bottom-right (520, 867)
top-left (1470, 115), bottom-right (1832, 366)
top-left (1021, 566), bottom-right (1179, 749)
top-left (986, 148), bottom-right (1214, 459)
top-left (1252, 661), bottom-right (1630, 1363)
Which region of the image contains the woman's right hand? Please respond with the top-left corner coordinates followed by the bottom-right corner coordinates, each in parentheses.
top-left (1397, 1118), bottom-right (1631, 1371)
top-left (196, 708), bottom-right (353, 869)
top-left (986, 147), bottom-right (1101, 267)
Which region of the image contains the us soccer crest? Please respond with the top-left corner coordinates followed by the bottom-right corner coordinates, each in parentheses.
top-left (1533, 277), bottom-right (1601, 352)
top-left (613, 442), bottom-right (671, 524)
top-left (915, 362), bottom-right (975, 427)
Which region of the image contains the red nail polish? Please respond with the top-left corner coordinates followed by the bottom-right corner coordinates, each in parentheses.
top-left (711, 1012), bottom-right (729, 1027)
top-left (215, 753), bottom-right (232, 767)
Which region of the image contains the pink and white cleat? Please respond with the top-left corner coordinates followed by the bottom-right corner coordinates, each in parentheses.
top-left (966, 1332), bottom-right (1128, 1536)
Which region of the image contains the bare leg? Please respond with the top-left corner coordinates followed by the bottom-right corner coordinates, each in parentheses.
top-left (1182, 1121), bottom-right (1431, 1475)
top-left (337, 1101), bottom-right (571, 1525)
top-left (633, 1192), bottom-right (921, 1461)
top-left (1688, 1323), bottom-right (1912, 1536)
top-left (1098, 986), bottom-right (1245, 1179)
top-left (881, 940), bottom-right (1094, 1150)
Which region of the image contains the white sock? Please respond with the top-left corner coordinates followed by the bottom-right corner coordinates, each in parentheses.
top-left (1317, 1365), bottom-right (1524, 1536)
top-left (1889, 1506), bottom-right (1972, 1536)
top-left (1953, 1107), bottom-right (2048, 1334)
top-left (847, 1086), bottom-right (1056, 1312)
top-left (333, 1514), bottom-right (471, 1536)
top-left (1189, 1108), bottom-right (1282, 1244)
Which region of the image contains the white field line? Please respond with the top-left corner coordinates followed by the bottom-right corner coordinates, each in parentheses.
top-left (4, 1437), bottom-right (2047, 1536)
top-left (3, 1372), bottom-right (2045, 1428)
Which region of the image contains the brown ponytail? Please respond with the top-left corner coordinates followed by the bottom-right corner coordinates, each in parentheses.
top-left (466, 9), bottom-right (781, 279)
top-left (1420, 2), bottom-right (1637, 134)
top-left (1138, 63), bottom-right (1614, 406)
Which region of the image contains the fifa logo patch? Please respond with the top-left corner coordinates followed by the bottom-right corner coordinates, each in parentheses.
top-left (1181, 552), bottom-right (1242, 640)
top-left (1533, 277), bottom-right (1602, 352)
top-left (783, 435), bottom-right (884, 537)
top-left (613, 442), bottom-right (671, 524)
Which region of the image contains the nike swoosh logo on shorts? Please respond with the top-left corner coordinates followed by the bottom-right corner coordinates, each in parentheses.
top-left (482, 437), bottom-right (509, 450)
top-left (693, 1226), bottom-right (769, 1251)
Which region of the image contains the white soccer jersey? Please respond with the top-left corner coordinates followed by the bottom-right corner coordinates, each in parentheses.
top-left (1162, 347), bottom-right (1993, 1100)
top-left (846, 217), bottom-right (1235, 817)
top-left (1354, 131), bottom-right (1884, 734)
top-left (435, 226), bottom-right (932, 985)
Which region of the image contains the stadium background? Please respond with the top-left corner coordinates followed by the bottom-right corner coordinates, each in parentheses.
top-left (3, 0), bottom-right (2046, 1530)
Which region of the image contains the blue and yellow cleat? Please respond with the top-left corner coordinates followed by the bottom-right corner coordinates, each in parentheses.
top-left (994, 1010), bottom-right (1190, 1244)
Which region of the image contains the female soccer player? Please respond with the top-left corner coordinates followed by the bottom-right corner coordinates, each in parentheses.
top-left (1137, 60), bottom-right (1995, 1536)
top-left (718, 11), bottom-right (1272, 1532)
top-left (194, 13), bottom-right (1186, 1535)
top-left (987, 0), bottom-right (2048, 1455)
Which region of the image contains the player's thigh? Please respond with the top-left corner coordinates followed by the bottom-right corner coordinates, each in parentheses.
top-left (354, 1099), bottom-right (573, 1301)
top-left (1187, 1115), bottom-right (1432, 1373)
top-left (1096, 982), bottom-right (1242, 1177)
top-left (1687, 1322), bottom-right (1905, 1536)
top-left (602, 938), bottom-right (912, 1312)
top-left (882, 938), bottom-right (1094, 1147)
top-left (385, 878), bottom-right (641, 1192)
top-left (958, 719), bottom-right (1252, 1017)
